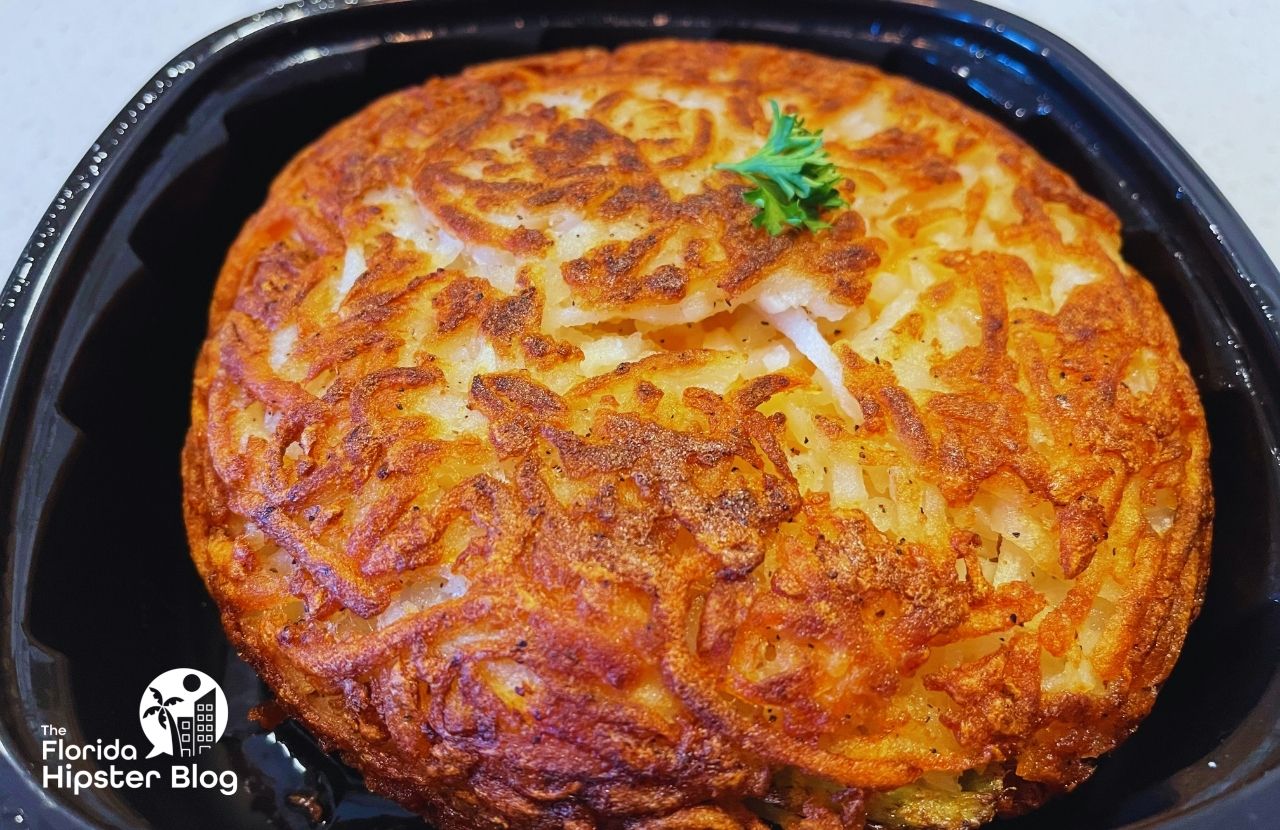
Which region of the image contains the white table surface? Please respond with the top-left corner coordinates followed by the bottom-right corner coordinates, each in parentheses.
top-left (1, 1), bottom-right (1277, 273)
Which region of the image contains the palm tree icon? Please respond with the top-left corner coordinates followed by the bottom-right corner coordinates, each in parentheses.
top-left (142, 686), bottom-right (184, 754)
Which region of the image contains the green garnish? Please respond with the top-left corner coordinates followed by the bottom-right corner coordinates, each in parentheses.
top-left (715, 100), bottom-right (846, 235)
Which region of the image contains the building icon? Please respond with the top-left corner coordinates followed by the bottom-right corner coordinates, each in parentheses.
top-left (176, 716), bottom-right (193, 756)
top-left (174, 688), bottom-right (218, 757)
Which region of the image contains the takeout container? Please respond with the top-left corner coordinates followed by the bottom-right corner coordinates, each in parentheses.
top-left (2, 1), bottom-right (1278, 827)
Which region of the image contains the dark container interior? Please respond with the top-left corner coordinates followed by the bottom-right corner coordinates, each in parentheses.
top-left (2, 1), bottom-right (1278, 828)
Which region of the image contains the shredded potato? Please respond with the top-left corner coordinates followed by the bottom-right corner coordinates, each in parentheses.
top-left (183, 41), bottom-right (1212, 830)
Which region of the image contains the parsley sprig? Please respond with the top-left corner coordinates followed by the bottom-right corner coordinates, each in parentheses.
top-left (715, 100), bottom-right (846, 235)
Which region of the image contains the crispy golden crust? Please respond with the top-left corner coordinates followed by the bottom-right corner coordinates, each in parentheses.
top-left (182, 41), bottom-right (1212, 830)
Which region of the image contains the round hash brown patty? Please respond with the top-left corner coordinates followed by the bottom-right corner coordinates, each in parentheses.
top-left (181, 40), bottom-right (1213, 830)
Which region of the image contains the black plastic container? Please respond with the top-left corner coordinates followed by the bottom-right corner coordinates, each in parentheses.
top-left (2, 1), bottom-right (1278, 828)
